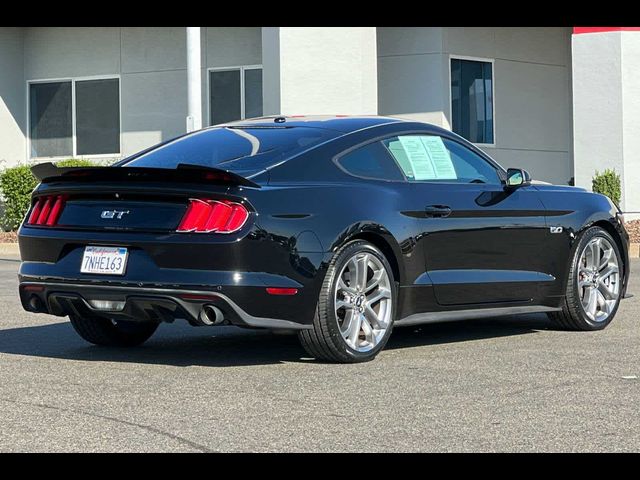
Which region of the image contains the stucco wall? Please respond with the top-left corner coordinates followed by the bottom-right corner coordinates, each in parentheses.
top-left (621, 32), bottom-right (640, 215)
top-left (0, 28), bottom-right (25, 168)
top-left (262, 27), bottom-right (378, 116)
top-left (572, 30), bottom-right (640, 215)
top-left (378, 27), bottom-right (574, 185)
top-left (572, 32), bottom-right (623, 197)
top-left (377, 28), bottom-right (448, 127)
top-left (20, 27), bottom-right (262, 160)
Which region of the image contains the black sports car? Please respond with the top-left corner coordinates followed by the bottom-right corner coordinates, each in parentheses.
top-left (18, 116), bottom-right (630, 363)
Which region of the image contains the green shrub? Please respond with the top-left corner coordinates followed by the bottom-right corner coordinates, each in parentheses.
top-left (55, 158), bottom-right (97, 168)
top-left (592, 169), bottom-right (621, 207)
top-left (0, 166), bottom-right (38, 231)
top-left (0, 159), bottom-right (96, 231)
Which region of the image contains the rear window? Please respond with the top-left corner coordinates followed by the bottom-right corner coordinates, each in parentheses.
top-left (121, 126), bottom-right (339, 176)
top-left (337, 142), bottom-right (404, 181)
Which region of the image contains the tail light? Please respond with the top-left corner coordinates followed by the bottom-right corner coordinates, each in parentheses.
top-left (177, 198), bottom-right (249, 233)
top-left (27, 195), bottom-right (66, 227)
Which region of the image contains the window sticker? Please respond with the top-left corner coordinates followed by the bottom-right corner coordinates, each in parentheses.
top-left (420, 136), bottom-right (457, 180)
top-left (387, 140), bottom-right (415, 178)
top-left (397, 136), bottom-right (436, 180)
top-left (391, 136), bottom-right (457, 181)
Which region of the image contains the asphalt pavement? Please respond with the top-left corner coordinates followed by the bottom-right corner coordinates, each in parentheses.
top-left (0, 256), bottom-right (638, 452)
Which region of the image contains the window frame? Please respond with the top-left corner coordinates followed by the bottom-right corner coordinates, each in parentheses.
top-left (334, 130), bottom-right (506, 185)
top-left (207, 65), bottom-right (263, 126)
top-left (448, 55), bottom-right (496, 148)
top-left (26, 74), bottom-right (122, 161)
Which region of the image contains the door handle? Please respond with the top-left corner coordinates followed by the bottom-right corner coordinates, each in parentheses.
top-left (425, 205), bottom-right (452, 218)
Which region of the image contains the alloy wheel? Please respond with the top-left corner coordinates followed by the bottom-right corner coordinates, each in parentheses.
top-left (334, 252), bottom-right (392, 352)
top-left (577, 236), bottom-right (620, 323)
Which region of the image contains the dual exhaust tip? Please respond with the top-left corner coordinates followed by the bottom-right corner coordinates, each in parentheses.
top-left (198, 305), bottom-right (225, 326)
top-left (28, 294), bottom-right (44, 312)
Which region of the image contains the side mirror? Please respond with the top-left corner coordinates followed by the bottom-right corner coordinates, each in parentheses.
top-left (505, 168), bottom-right (531, 189)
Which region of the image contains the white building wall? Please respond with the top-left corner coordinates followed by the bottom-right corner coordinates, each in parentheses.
top-left (262, 27), bottom-right (378, 116)
top-left (0, 28), bottom-right (25, 168)
top-left (25, 27), bottom-right (121, 79)
top-left (572, 30), bottom-right (640, 216)
top-left (378, 27), bottom-right (574, 185)
top-left (377, 28), bottom-right (449, 127)
top-left (572, 32), bottom-right (624, 196)
top-left (621, 32), bottom-right (640, 215)
top-left (119, 27), bottom-right (188, 155)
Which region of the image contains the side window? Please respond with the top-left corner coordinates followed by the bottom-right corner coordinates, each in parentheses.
top-left (337, 141), bottom-right (404, 181)
top-left (382, 135), bottom-right (501, 184)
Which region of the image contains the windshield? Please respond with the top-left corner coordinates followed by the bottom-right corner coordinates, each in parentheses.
top-left (121, 126), bottom-right (340, 177)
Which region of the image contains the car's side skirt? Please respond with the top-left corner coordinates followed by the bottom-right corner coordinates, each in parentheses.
top-left (395, 305), bottom-right (561, 327)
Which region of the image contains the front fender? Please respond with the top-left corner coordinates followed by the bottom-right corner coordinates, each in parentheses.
top-left (542, 189), bottom-right (630, 298)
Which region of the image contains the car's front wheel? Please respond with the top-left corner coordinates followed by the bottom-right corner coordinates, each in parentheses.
top-left (299, 241), bottom-right (396, 363)
top-left (69, 315), bottom-right (159, 347)
top-left (549, 226), bottom-right (623, 330)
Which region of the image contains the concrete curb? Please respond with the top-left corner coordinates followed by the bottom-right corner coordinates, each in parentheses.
top-left (0, 242), bottom-right (638, 261)
top-left (0, 243), bottom-right (20, 258)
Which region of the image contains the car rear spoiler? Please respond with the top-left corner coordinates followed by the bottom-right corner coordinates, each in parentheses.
top-left (30, 162), bottom-right (261, 189)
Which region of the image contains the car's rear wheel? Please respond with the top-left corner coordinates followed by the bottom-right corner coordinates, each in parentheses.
top-left (298, 241), bottom-right (396, 363)
top-left (69, 315), bottom-right (159, 347)
top-left (548, 226), bottom-right (623, 330)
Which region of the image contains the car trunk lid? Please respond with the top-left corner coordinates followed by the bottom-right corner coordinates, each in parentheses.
top-left (27, 163), bottom-right (257, 233)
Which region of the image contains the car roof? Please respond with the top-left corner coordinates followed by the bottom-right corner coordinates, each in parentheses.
top-left (220, 115), bottom-right (406, 134)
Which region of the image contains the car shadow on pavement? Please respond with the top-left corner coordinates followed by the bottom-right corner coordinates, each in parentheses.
top-left (0, 313), bottom-right (554, 367)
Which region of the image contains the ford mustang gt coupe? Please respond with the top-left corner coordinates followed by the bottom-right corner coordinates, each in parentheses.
top-left (18, 116), bottom-right (630, 363)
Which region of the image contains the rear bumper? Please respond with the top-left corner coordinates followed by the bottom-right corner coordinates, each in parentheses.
top-left (19, 281), bottom-right (313, 330)
top-left (17, 239), bottom-right (329, 328)
top-left (17, 231), bottom-right (332, 327)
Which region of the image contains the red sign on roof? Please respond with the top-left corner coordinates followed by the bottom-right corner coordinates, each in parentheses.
top-left (574, 27), bottom-right (640, 34)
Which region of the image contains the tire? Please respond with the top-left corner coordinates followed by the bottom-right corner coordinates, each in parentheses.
top-left (548, 226), bottom-right (623, 331)
top-left (298, 241), bottom-right (396, 363)
top-left (69, 315), bottom-right (159, 347)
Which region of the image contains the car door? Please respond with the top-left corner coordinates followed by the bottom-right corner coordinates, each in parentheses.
top-left (383, 133), bottom-right (550, 306)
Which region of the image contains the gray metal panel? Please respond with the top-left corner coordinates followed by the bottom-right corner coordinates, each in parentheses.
top-left (120, 70), bottom-right (188, 156)
top-left (121, 27), bottom-right (187, 73)
top-left (377, 27), bottom-right (443, 57)
top-left (206, 27), bottom-right (262, 68)
top-left (25, 27), bottom-right (120, 79)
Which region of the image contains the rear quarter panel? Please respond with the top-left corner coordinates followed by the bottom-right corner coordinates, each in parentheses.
top-left (245, 181), bottom-right (424, 288)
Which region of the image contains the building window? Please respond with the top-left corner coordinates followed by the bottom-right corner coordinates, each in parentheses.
top-left (450, 58), bottom-right (494, 145)
top-left (29, 77), bottom-right (120, 159)
top-left (209, 66), bottom-right (263, 126)
top-left (29, 82), bottom-right (73, 159)
top-left (75, 79), bottom-right (120, 156)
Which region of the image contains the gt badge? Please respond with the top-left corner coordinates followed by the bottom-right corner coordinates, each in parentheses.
top-left (101, 210), bottom-right (130, 220)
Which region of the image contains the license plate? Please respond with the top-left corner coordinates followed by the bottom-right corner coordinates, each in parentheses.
top-left (81, 246), bottom-right (128, 275)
